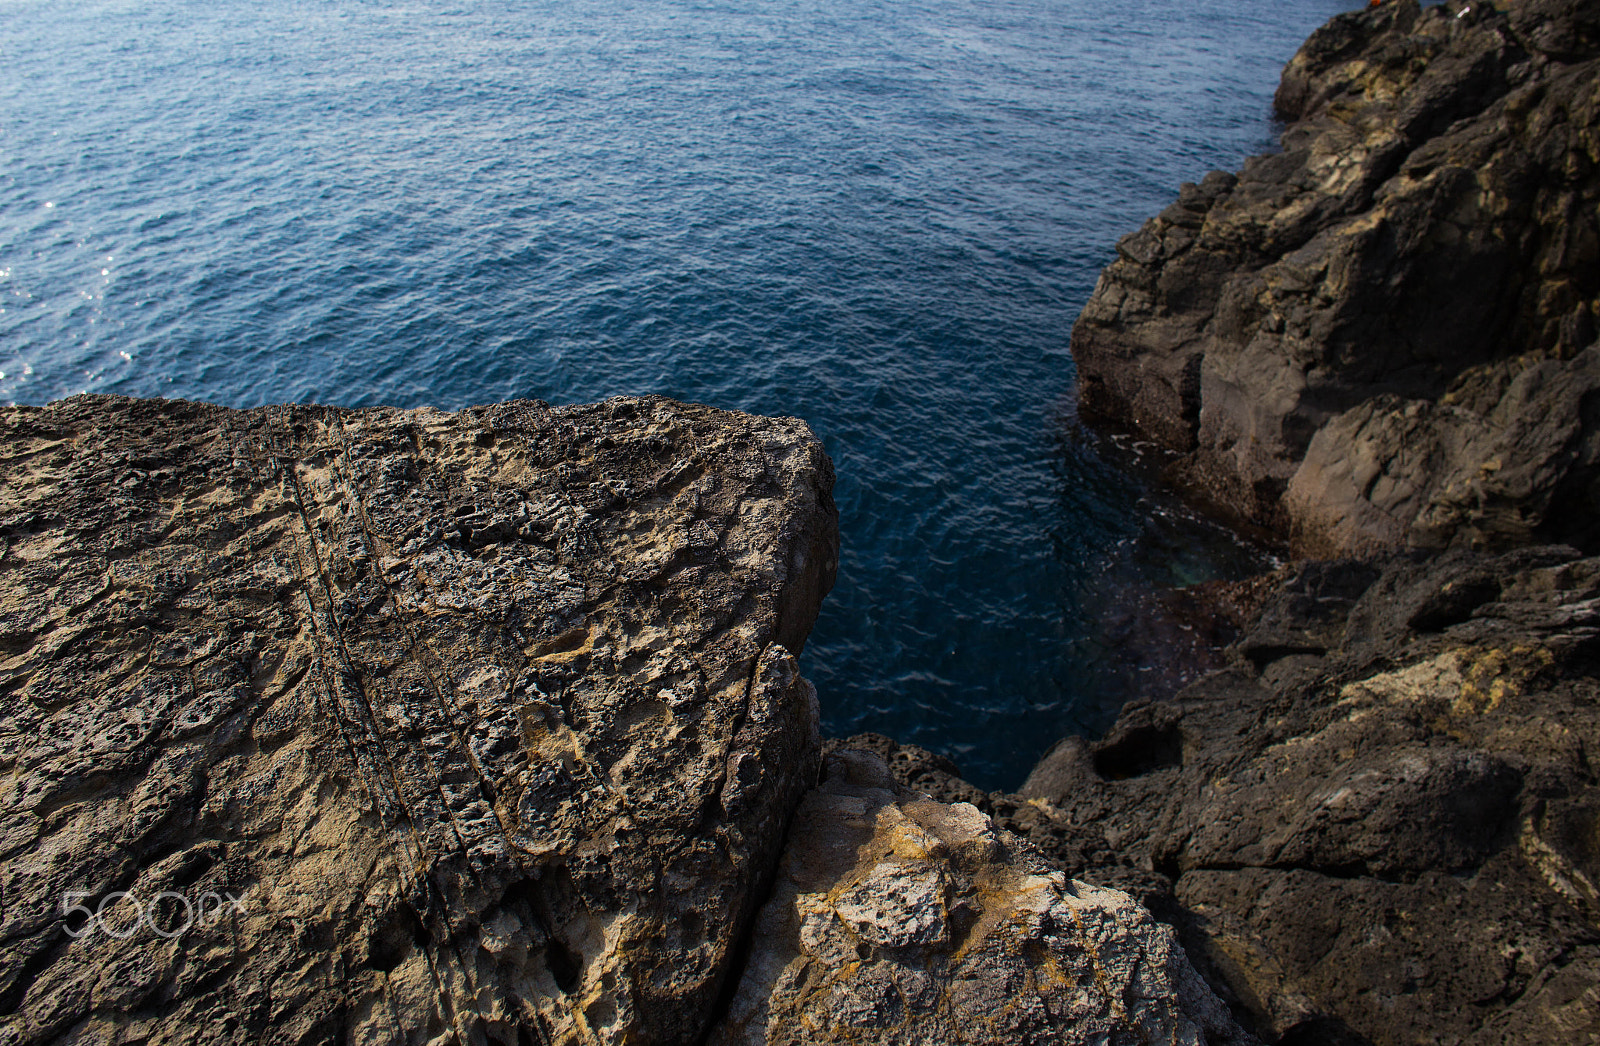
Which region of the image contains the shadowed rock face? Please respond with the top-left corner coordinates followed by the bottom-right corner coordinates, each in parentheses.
top-left (866, 548), bottom-right (1600, 1045)
top-left (708, 750), bottom-right (1252, 1046)
top-left (0, 394), bottom-right (837, 1045)
top-left (1055, 4), bottom-right (1600, 1033)
top-left (1072, 0), bottom-right (1600, 555)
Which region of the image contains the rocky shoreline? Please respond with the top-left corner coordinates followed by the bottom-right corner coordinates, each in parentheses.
top-left (1072, 0), bottom-right (1600, 558)
top-left (1033, 0), bottom-right (1600, 1041)
top-left (846, 544), bottom-right (1600, 1043)
top-left (0, 396), bottom-right (1248, 1045)
top-left (5, 0), bottom-right (1600, 1043)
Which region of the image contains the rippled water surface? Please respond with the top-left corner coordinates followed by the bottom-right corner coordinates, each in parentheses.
top-left (3, 0), bottom-right (1355, 787)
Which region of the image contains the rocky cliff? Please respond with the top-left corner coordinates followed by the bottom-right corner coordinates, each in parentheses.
top-left (0, 395), bottom-right (1248, 1045)
top-left (979, 6), bottom-right (1600, 1035)
top-left (1072, 0), bottom-right (1600, 556)
top-left (19, 3), bottom-right (1600, 1042)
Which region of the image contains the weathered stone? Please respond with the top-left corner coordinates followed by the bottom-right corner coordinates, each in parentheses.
top-left (1072, 0), bottom-right (1600, 555)
top-left (0, 394), bottom-right (837, 1045)
top-left (902, 549), bottom-right (1600, 1045)
top-left (708, 750), bottom-right (1252, 1046)
top-left (1053, 2), bottom-right (1600, 1038)
top-left (1285, 345), bottom-right (1600, 555)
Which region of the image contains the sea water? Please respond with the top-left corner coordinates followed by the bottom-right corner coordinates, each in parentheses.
top-left (2, 0), bottom-right (1355, 787)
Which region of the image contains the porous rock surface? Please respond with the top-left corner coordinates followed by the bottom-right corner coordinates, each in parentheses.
top-left (874, 548), bottom-right (1600, 1045)
top-left (707, 749), bottom-right (1251, 1046)
top-left (0, 394), bottom-right (837, 1045)
top-left (1072, 0), bottom-right (1600, 555)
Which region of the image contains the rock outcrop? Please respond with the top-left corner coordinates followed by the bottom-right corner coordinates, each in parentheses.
top-left (1071, 0), bottom-right (1600, 556)
top-left (873, 548), bottom-right (1600, 1044)
top-left (1058, 4), bottom-right (1600, 1035)
top-left (0, 394), bottom-right (837, 1045)
top-left (709, 749), bottom-right (1251, 1046)
top-left (0, 395), bottom-right (1256, 1046)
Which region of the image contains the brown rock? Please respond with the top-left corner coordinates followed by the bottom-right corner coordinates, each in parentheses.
top-left (867, 547), bottom-right (1600, 1043)
top-left (0, 394), bottom-right (837, 1045)
top-left (708, 750), bottom-right (1252, 1046)
top-left (1016, 548), bottom-right (1600, 1044)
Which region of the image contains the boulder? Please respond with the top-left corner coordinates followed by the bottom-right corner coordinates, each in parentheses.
top-left (0, 394), bottom-right (837, 1045)
top-left (1072, 0), bottom-right (1600, 555)
top-left (708, 750), bottom-right (1252, 1046)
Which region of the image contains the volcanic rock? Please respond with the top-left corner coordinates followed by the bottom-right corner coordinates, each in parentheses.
top-left (880, 549), bottom-right (1600, 1044)
top-left (1071, 0), bottom-right (1600, 555)
top-left (0, 394), bottom-right (837, 1045)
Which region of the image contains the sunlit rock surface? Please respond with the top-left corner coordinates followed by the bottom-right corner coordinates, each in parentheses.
top-left (709, 749), bottom-right (1251, 1046)
top-left (0, 394), bottom-right (837, 1045)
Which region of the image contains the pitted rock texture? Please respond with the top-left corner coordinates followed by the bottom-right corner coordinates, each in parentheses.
top-left (708, 749), bottom-right (1251, 1046)
top-left (1072, 0), bottom-right (1600, 555)
top-left (0, 394), bottom-right (837, 1045)
top-left (881, 549), bottom-right (1600, 1044)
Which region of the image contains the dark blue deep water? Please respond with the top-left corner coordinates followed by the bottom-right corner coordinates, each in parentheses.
top-left (3, 0), bottom-right (1355, 788)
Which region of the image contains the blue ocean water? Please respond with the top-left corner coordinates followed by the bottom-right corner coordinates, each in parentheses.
top-left (2, 0), bottom-right (1354, 788)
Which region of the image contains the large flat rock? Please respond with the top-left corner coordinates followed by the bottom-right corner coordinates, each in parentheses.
top-left (0, 394), bottom-right (837, 1045)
